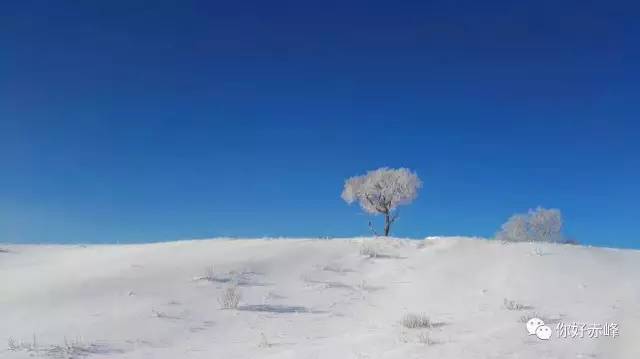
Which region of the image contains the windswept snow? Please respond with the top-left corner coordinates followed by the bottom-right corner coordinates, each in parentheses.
top-left (1, 237), bottom-right (638, 358)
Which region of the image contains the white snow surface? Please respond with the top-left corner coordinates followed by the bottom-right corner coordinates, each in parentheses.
top-left (1, 237), bottom-right (639, 358)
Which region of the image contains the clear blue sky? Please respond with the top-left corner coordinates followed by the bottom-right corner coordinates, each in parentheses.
top-left (1, 1), bottom-right (638, 248)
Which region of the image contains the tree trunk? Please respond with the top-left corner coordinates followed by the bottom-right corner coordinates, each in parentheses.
top-left (383, 212), bottom-right (391, 236)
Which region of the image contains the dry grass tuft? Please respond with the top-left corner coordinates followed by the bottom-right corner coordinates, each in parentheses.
top-left (417, 332), bottom-right (438, 345)
top-left (401, 313), bottom-right (432, 329)
top-left (218, 284), bottom-right (242, 309)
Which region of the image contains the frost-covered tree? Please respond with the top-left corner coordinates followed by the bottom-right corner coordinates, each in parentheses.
top-left (528, 207), bottom-right (563, 242)
top-left (496, 214), bottom-right (530, 242)
top-left (341, 167), bottom-right (422, 236)
top-left (496, 207), bottom-right (565, 243)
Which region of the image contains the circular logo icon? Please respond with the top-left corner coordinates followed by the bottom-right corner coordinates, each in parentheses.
top-left (535, 325), bottom-right (552, 340)
top-left (526, 318), bottom-right (545, 335)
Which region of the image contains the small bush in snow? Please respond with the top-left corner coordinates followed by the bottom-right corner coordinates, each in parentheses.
top-left (258, 332), bottom-right (272, 348)
top-left (49, 338), bottom-right (103, 358)
top-left (151, 309), bottom-right (181, 319)
top-left (359, 242), bottom-right (381, 258)
top-left (531, 247), bottom-right (549, 256)
top-left (7, 335), bottom-right (119, 357)
top-left (7, 335), bottom-right (37, 352)
top-left (204, 265), bottom-right (215, 280)
top-left (503, 298), bottom-right (532, 311)
top-left (218, 284), bottom-right (242, 309)
top-left (519, 312), bottom-right (550, 323)
top-left (417, 332), bottom-right (437, 345)
top-left (7, 337), bottom-right (19, 351)
top-left (401, 313), bottom-right (432, 329)
top-left (496, 207), bottom-right (565, 243)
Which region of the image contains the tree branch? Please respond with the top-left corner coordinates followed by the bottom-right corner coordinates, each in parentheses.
top-left (389, 210), bottom-right (399, 224)
top-left (364, 193), bottom-right (386, 213)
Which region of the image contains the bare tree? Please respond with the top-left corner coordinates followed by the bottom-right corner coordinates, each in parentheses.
top-left (342, 167), bottom-right (422, 236)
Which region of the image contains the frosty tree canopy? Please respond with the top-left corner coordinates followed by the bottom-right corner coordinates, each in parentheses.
top-left (495, 207), bottom-right (565, 243)
top-left (342, 167), bottom-right (422, 236)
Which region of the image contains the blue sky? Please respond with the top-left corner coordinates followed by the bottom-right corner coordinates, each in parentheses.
top-left (1, 1), bottom-right (638, 247)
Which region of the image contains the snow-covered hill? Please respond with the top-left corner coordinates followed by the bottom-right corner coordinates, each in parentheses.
top-left (1, 237), bottom-right (638, 358)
